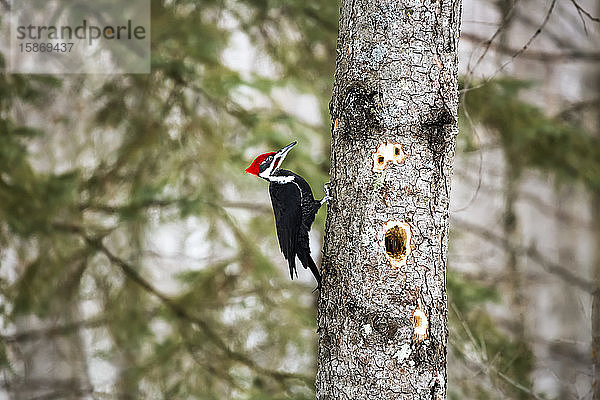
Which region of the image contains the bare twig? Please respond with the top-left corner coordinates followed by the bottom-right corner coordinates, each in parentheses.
top-left (462, 0), bottom-right (558, 94)
top-left (450, 303), bottom-right (547, 400)
top-left (452, 218), bottom-right (597, 294)
top-left (453, 167), bottom-right (594, 229)
top-left (569, 0), bottom-right (600, 24)
top-left (461, 32), bottom-right (600, 62)
top-left (465, 0), bottom-right (521, 78)
top-left (452, 94), bottom-right (484, 213)
top-left (496, 0), bottom-right (557, 70)
top-left (513, 10), bottom-right (577, 49)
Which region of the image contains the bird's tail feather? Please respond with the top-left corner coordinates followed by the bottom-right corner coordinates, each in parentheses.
top-left (288, 257), bottom-right (298, 280)
top-left (298, 250), bottom-right (321, 288)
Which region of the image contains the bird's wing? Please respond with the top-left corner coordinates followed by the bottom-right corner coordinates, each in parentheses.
top-left (269, 182), bottom-right (302, 279)
top-left (293, 175), bottom-right (319, 228)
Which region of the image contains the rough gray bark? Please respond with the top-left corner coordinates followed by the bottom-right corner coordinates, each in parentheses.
top-left (316, 0), bottom-right (461, 398)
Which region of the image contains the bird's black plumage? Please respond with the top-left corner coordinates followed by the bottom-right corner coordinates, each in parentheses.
top-left (268, 169), bottom-right (323, 286)
top-left (245, 141), bottom-right (328, 288)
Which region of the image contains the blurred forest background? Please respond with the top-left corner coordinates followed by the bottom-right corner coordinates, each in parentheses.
top-left (1, 0), bottom-right (599, 399)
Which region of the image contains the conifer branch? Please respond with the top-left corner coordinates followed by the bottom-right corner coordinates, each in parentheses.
top-left (1, 317), bottom-right (106, 343)
top-left (51, 222), bottom-right (313, 386)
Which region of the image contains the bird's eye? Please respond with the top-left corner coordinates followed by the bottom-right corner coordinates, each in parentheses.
top-left (267, 156), bottom-right (273, 161)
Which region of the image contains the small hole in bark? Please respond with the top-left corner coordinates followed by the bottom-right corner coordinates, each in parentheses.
top-left (372, 143), bottom-right (389, 173)
top-left (372, 142), bottom-right (406, 173)
top-left (385, 227), bottom-right (407, 259)
top-left (412, 305), bottom-right (428, 342)
top-left (392, 144), bottom-right (405, 164)
top-left (381, 221), bottom-right (411, 268)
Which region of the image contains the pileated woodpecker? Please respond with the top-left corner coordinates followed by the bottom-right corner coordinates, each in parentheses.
top-left (245, 141), bottom-right (329, 288)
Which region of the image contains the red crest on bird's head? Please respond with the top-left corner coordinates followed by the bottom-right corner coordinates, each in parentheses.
top-left (245, 152), bottom-right (276, 176)
top-left (245, 141), bottom-right (297, 179)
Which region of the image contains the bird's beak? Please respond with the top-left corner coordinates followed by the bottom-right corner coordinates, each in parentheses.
top-left (272, 141), bottom-right (297, 170)
top-left (276, 141), bottom-right (297, 159)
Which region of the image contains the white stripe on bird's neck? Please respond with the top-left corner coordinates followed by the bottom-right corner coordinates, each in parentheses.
top-left (267, 175), bottom-right (295, 184)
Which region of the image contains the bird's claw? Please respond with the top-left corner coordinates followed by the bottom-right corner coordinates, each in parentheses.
top-left (321, 182), bottom-right (332, 205)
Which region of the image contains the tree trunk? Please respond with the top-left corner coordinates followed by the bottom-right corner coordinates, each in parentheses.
top-left (316, 0), bottom-right (461, 398)
top-left (593, 193), bottom-right (600, 400)
top-left (592, 96), bottom-right (600, 400)
top-left (503, 165), bottom-right (526, 338)
top-left (592, 7), bottom-right (600, 396)
top-left (496, 0), bottom-right (527, 344)
top-left (8, 307), bottom-right (91, 400)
